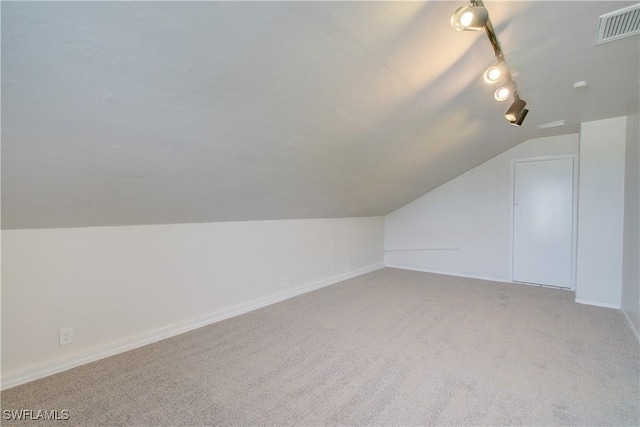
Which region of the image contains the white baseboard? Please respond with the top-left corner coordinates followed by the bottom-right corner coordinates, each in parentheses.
top-left (574, 299), bottom-right (621, 309)
top-left (1, 263), bottom-right (385, 391)
top-left (575, 300), bottom-right (639, 343)
top-left (385, 264), bottom-right (580, 292)
top-left (385, 264), bottom-right (513, 284)
top-left (621, 308), bottom-right (640, 344)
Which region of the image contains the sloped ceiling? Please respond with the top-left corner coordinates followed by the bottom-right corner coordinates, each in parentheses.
top-left (2, 1), bottom-right (638, 229)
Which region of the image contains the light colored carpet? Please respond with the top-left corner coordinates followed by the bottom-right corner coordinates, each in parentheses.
top-left (2, 268), bottom-right (639, 426)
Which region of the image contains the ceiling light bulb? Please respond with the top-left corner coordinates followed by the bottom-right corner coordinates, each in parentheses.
top-left (494, 87), bottom-right (510, 101)
top-left (483, 62), bottom-right (507, 84)
top-left (505, 110), bottom-right (518, 122)
top-left (494, 81), bottom-right (516, 102)
top-left (450, 6), bottom-right (489, 31)
top-left (460, 11), bottom-right (474, 27)
top-left (487, 68), bottom-right (501, 81)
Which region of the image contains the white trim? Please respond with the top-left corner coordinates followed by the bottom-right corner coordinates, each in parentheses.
top-left (575, 298), bottom-right (621, 309)
top-left (384, 248), bottom-right (459, 253)
top-left (385, 264), bottom-right (513, 284)
top-left (621, 309), bottom-right (640, 343)
top-left (1, 263), bottom-right (385, 391)
top-left (385, 264), bottom-right (576, 293)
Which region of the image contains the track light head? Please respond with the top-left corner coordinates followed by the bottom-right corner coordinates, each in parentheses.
top-left (509, 108), bottom-right (528, 126)
top-left (494, 81), bottom-right (516, 102)
top-left (505, 98), bottom-right (528, 124)
top-left (450, 6), bottom-right (489, 31)
top-left (483, 62), bottom-right (507, 84)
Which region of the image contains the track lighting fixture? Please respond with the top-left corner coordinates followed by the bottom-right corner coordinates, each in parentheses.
top-left (450, 6), bottom-right (489, 31)
top-left (451, 0), bottom-right (529, 125)
top-left (505, 97), bottom-right (528, 124)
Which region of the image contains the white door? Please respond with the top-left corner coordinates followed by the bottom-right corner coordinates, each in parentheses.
top-left (513, 158), bottom-right (574, 288)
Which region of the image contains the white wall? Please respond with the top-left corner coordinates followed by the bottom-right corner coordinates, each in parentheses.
top-left (622, 102), bottom-right (640, 337)
top-left (1, 217), bottom-right (384, 388)
top-left (385, 134), bottom-right (579, 282)
top-left (576, 117), bottom-right (627, 308)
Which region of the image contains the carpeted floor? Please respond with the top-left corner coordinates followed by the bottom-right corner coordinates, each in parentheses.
top-left (2, 268), bottom-right (639, 426)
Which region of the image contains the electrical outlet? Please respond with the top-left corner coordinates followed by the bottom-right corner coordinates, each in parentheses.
top-left (281, 276), bottom-right (290, 287)
top-left (59, 327), bottom-right (73, 346)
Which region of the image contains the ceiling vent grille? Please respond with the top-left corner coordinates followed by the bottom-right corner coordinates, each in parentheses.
top-left (595, 4), bottom-right (640, 44)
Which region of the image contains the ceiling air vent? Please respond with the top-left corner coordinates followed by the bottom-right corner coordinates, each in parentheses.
top-left (595, 4), bottom-right (640, 44)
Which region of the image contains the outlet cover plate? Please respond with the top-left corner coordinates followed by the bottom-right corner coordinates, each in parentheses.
top-left (281, 276), bottom-right (290, 287)
top-left (59, 327), bottom-right (73, 346)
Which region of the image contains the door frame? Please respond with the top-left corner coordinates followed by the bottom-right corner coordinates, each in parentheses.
top-left (508, 154), bottom-right (579, 290)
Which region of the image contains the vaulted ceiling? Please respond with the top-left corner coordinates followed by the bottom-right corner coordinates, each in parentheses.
top-left (2, 1), bottom-right (638, 229)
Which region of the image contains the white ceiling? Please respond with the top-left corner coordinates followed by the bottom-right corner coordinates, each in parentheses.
top-left (2, 1), bottom-right (638, 229)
